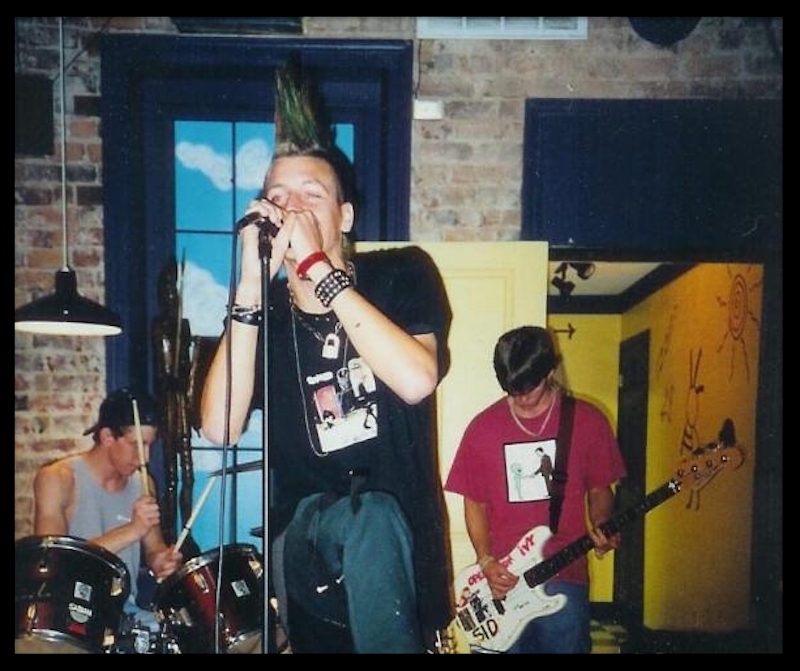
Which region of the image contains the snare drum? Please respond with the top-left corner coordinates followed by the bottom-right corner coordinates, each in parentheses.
top-left (15, 535), bottom-right (130, 654)
top-left (155, 544), bottom-right (264, 654)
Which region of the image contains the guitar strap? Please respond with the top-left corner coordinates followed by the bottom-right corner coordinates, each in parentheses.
top-left (549, 393), bottom-right (575, 533)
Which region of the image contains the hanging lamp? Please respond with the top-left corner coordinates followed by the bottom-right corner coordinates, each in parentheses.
top-left (15, 17), bottom-right (121, 337)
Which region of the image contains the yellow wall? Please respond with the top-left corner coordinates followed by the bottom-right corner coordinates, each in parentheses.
top-left (629, 263), bottom-right (761, 631)
top-left (547, 314), bottom-right (623, 602)
top-left (551, 262), bottom-right (762, 630)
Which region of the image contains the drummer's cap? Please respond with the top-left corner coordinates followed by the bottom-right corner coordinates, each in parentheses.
top-left (83, 387), bottom-right (159, 436)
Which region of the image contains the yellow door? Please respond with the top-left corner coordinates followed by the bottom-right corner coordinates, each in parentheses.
top-left (356, 241), bottom-right (549, 583)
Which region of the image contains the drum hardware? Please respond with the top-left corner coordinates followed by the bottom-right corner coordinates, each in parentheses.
top-left (132, 626), bottom-right (153, 654)
top-left (109, 615), bottom-right (179, 654)
top-left (208, 459), bottom-right (263, 477)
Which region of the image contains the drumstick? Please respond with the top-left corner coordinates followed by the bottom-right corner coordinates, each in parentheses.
top-left (174, 476), bottom-right (217, 552)
top-left (131, 399), bottom-right (151, 497)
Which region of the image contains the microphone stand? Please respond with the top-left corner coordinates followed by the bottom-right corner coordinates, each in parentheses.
top-left (258, 225), bottom-right (274, 653)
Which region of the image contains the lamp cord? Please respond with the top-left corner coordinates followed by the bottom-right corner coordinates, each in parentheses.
top-left (59, 16), bottom-right (68, 269)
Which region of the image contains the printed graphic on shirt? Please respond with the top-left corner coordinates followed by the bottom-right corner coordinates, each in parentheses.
top-left (504, 439), bottom-right (557, 502)
top-left (305, 355), bottom-right (378, 454)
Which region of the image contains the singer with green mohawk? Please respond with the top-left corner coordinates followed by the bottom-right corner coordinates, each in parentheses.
top-left (201, 57), bottom-right (453, 654)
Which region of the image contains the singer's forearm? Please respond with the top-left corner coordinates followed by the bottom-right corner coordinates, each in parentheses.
top-left (234, 277), bottom-right (262, 309)
top-left (200, 323), bottom-right (258, 445)
top-left (318, 279), bottom-right (440, 405)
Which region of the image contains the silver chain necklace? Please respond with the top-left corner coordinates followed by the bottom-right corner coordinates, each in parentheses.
top-left (287, 261), bottom-right (355, 360)
top-left (288, 260), bottom-right (356, 455)
top-left (290, 306), bottom-right (350, 458)
top-left (508, 391), bottom-right (557, 438)
top-left (292, 307), bottom-right (343, 359)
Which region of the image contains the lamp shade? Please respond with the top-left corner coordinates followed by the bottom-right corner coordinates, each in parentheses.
top-left (15, 267), bottom-right (122, 336)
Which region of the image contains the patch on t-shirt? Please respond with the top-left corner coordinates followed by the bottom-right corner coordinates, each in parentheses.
top-left (503, 438), bottom-right (557, 502)
top-left (306, 355), bottom-right (378, 453)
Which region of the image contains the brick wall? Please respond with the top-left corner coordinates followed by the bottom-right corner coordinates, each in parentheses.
top-left (14, 17), bottom-right (782, 537)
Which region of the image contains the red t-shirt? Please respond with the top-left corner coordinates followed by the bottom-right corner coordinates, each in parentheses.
top-left (445, 392), bottom-right (626, 585)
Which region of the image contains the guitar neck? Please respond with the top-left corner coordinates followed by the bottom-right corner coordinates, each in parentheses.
top-left (522, 479), bottom-right (680, 588)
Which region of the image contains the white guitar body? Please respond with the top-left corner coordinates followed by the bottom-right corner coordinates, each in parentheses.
top-left (452, 525), bottom-right (566, 653)
top-left (449, 441), bottom-right (745, 654)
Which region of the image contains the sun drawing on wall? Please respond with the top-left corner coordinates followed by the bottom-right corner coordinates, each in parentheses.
top-left (716, 265), bottom-right (762, 382)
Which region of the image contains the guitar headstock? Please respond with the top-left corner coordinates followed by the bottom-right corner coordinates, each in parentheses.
top-left (675, 442), bottom-right (745, 491)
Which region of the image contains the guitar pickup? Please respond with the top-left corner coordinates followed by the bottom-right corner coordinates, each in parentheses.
top-left (469, 594), bottom-right (493, 621)
top-left (456, 608), bottom-right (476, 630)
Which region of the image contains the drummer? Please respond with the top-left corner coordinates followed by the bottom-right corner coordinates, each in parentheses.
top-left (33, 387), bottom-right (183, 632)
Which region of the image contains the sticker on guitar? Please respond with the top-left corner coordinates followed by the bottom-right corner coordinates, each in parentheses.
top-left (451, 442), bottom-right (745, 653)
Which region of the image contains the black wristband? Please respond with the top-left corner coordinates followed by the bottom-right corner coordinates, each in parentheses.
top-left (225, 307), bottom-right (263, 327)
top-left (314, 269), bottom-right (354, 308)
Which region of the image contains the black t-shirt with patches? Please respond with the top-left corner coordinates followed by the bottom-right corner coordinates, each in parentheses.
top-left (251, 245), bottom-right (453, 633)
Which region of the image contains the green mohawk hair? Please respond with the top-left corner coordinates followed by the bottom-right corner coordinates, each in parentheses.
top-left (274, 57), bottom-right (332, 156)
top-left (271, 56), bottom-right (357, 221)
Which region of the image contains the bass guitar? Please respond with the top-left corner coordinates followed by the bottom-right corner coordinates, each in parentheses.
top-left (451, 443), bottom-right (744, 653)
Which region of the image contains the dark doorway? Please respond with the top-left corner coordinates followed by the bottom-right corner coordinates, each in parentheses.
top-left (613, 329), bottom-right (650, 627)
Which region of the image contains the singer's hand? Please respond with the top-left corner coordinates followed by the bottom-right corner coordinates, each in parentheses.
top-left (237, 197), bottom-right (325, 281)
top-left (238, 198), bottom-right (292, 282)
top-left (254, 197), bottom-right (324, 261)
top-left (280, 208), bottom-right (325, 263)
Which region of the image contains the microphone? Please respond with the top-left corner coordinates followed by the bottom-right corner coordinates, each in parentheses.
top-left (235, 211), bottom-right (279, 237)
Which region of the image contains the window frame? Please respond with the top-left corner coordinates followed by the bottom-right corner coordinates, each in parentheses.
top-left (101, 35), bottom-right (413, 391)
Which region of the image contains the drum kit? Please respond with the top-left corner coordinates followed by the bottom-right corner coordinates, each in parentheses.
top-left (16, 531), bottom-right (265, 653)
top-left (16, 459), bottom-right (270, 654)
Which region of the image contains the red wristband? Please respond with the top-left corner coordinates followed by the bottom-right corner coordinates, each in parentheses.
top-left (296, 251), bottom-right (329, 280)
